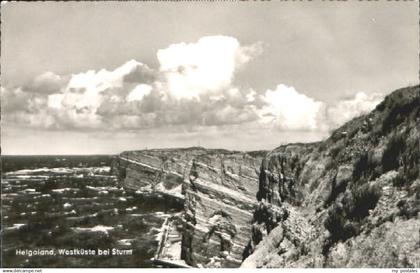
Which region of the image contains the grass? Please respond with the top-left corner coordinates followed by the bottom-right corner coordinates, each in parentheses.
top-left (323, 184), bottom-right (381, 254)
top-left (344, 184), bottom-right (381, 220)
top-left (382, 133), bottom-right (406, 173)
top-left (353, 152), bottom-right (369, 182)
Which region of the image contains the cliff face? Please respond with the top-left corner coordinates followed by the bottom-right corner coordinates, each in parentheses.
top-left (181, 151), bottom-right (264, 267)
top-left (242, 85), bottom-right (420, 268)
top-left (114, 85), bottom-right (419, 268)
top-left (112, 148), bottom-right (209, 200)
top-left (113, 147), bottom-right (266, 267)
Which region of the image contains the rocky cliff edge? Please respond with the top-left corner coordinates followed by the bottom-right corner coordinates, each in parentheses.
top-left (242, 85), bottom-right (420, 268)
top-left (113, 85), bottom-right (419, 268)
top-left (112, 147), bottom-right (267, 267)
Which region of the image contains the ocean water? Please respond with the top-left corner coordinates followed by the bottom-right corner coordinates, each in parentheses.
top-left (1, 156), bottom-right (183, 268)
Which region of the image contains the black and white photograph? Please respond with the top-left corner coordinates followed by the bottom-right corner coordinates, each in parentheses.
top-left (1, 1), bottom-right (419, 270)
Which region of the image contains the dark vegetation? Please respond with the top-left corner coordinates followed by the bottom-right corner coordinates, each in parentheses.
top-left (321, 86), bottom-right (420, 256)
top-left (382, 133), bottom-right (406, 173)
top-left (344, 184), bottom-right (381, 220)
top-left (323, 184), bottom-right (381, 254)
top-left (352, 152), bottom-right (370, 182)
top-left (245, 86), bottom-right (419, 264)
top-left (396, 199), bottom-right (420, 219)
top-left (379, 89), bottom-right (420, 134)
top-left (352, 149), bottom-right (381, 185)
top-left (324, 173), bottom-right (348, 207)
top-left (394, 134), bottom-right (420, 187)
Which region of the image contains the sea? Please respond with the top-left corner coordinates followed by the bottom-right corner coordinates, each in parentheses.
top-left (1, 155), bottom-right (183, 268)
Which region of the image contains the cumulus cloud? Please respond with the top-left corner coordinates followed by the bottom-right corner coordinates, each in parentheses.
top-left (326, 92), bottom-right (383, 129)
top-left (29, 72), bottom-right (64, 94)
top-left (258, 84), bottom-right (324, 131)
top-left (157, 36), bottom-right (261, 100)
top-left (1, 35), bottom-right (383, 134)
top-left (126, 84), bottom-right (153, 102)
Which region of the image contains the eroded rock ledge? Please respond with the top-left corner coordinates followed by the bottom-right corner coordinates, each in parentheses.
top-left (113, 147), bottom-right (266, 267)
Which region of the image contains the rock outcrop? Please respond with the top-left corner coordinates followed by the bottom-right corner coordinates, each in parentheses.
top-left (181, 151), bottom-right (265, 267)
top-left (114, 85), bottom-right (419, 268)
top-left (112, 148), bottom-right (209, 201)
top-left (242, 85), bottom-right (420, 268)
top-left (113, 147), bottom-right (266, 267)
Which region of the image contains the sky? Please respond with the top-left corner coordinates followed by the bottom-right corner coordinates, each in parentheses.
top-left (1, 1), bottom-right (419, 155)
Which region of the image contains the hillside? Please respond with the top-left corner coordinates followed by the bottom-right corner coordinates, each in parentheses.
top-left (242, 84), bottom-right (420, 267)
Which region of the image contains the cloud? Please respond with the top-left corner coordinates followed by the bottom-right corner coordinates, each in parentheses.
top-left (1, 86), bottom-right (49, 114)
top-left (1, 87), bottom-right (30, 113)
top-left (27, 60), bottom-right (157, 129)
top-left (126, 84), bottom-right (153, 102)
top-left (258, 84), bottom-right (324, 131)
top-left (326, 92), bottom-right (383, 129)
top-left (157, 35), bottom-right (262, 100)
top-left (66, 59), bottom-right (149, 93)
top-left (1, 35), bottom-right (383, 134)
top-left (2, 36), bottom-right (262, 130)
top-left (29, 72), bottom-right (65, 94)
